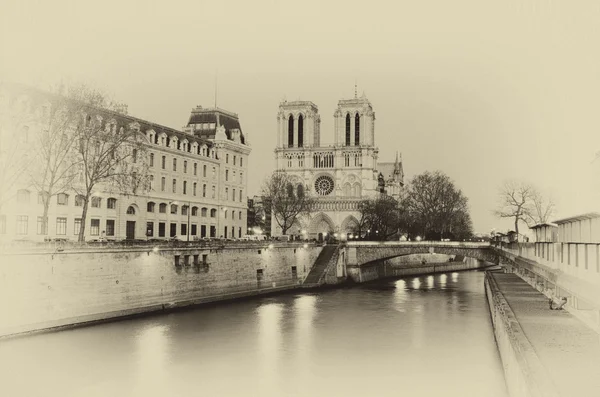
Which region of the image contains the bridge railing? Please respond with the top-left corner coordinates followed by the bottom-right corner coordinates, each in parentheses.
top-left (347, 241), bottom-right (491, 249)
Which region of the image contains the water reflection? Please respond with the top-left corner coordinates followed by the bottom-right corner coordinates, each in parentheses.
top-left (427, 275), bottom-right (434, 289)
top-left (132, 324), bottom-right (171, 395)
top-left (393, 279), bottom-right (408, 312)
top-left (412, 277), bottom-right (421, 289)
top-left (1, 271), bottom-right (507, 397)
top-left (294, 295), bottom-right (317, 378)
top-left (439, 273), bottom-right (448, 288)
top-left (257, 302), bottom-right (284, 394)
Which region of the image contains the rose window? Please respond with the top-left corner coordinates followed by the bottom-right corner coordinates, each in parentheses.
top-left (315, 175), bottom-right (334, 196)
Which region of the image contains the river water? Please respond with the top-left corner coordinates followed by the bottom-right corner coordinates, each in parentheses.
top-left (0, 270), bottom-right (508, 397)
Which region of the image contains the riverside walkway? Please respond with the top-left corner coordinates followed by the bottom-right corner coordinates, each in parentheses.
top-left (489, 272), bottom-right (600, 397)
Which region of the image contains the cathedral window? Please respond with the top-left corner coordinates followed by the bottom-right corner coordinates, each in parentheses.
top-left (345, 114), bottom-right (351, 146)
top-left (297, 185), bottom-right (304, 198)
top-left (288, 115), bottom-right (294, 147)
top-left (298, 114), bottom-right (304, 147)
top-left (315, 175), bottom-right (334, 196)
top-left (355, 113), bottom-right (360, 146)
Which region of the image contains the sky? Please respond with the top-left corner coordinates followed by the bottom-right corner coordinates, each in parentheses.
top-left (2, 0), bottom-right (600, 235)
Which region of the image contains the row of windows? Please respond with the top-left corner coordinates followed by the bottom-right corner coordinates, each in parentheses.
top-left (146, 203), bottom-right (243, 220)
top-left (152, 177), bottom-right (244, 202)
top-left (147, 223), bottom-right (243, 239)
top-left (6, 215), bottom-right (109, 236)
top-left (146, 130), bottom-right (216, 159)
top-left (150, 154), bottom-right (245, 184)
top-left (225, 153), bottom-right (243, 167)
top-left (151, 154), bottom-right (218, 178)
top-left (17, 190), bottom-right (116, 208)
top-left (224, 169), bottom-right (244, 184)
top-left (0, 215), bottom-right (243, 239)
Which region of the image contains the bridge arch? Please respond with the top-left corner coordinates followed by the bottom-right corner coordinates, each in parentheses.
top-left (346, 243), bottom-right (499, 268)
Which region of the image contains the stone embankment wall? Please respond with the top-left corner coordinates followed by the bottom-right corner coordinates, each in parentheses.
top-left (0, 242), bottom-right (322, 338)
top-left (347, 255), bottom-right (492, 283)
top-left (485, 272), bottom-right (559, 397)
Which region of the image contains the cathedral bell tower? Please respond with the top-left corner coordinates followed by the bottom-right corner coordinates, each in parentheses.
top-left (333, 93), bottom-right (375, 147)
top-left (277, 101), bottom-right (320, 149)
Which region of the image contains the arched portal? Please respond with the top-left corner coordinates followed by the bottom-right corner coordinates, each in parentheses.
top-left (341, 215), bottom-right (360, 239)
top-left (309, 212), bottom-right (335, 240)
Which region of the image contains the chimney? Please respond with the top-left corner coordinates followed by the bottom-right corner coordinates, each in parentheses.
top-left (115, 103), bottom-right (128, 115)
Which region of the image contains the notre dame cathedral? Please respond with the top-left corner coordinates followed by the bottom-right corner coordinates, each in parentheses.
top-left (272, 92), bottom-right (404, 240)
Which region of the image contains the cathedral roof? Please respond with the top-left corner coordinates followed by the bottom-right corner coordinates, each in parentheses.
top-left (186, 107), bottom-right (246, 144)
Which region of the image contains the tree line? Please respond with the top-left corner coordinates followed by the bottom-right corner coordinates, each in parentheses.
top-left (261, 170), bottom-right (474, 241)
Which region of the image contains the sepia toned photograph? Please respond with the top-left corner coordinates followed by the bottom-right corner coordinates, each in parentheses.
top-left (1, 1), bottom-right (599, 396)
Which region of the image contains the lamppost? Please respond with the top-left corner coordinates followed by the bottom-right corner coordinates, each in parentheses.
top-left (186, 200), bottom-right (191, 242)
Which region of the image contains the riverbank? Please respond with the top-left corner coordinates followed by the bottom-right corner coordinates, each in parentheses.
top-left (0, 243), bottom-right (323, 338)
top-left (485, 271), bottom-right (600, 397)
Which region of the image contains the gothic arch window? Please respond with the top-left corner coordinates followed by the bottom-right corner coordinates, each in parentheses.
top-left (298, 114), bottom-right (304, 147)
top-left (297, 184), bottom-right (304, 198)
top-left (345, 113), bottom-right (351, 146)
top-left (344, 183), bottom-right (351, 196)
top-left (287, 183), bottom-right (294, 197)
top-left (126, 206), bottom-right (136, 215)
top-left (288, 115), bottom-right (294, 147)
top-left (354, 183), bottom-right (362, 197)
top-left (355, 113), bottom-right (360, 146)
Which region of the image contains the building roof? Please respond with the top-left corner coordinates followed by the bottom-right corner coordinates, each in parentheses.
top-left (530, 223), bottom-right (558, 229)
top-left (553, 212), bottom-right (600, 225)
top-left (186, 107), bottom-right (245, 144)
top-left (0, 81), bottom-right (214, 149)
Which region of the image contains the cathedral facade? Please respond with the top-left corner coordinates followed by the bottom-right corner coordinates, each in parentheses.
top-left (272, 94), bottom-right (404, 240)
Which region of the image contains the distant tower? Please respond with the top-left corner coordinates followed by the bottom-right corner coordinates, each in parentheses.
top-left (277, 101), bottom-right (321, 148)
top-left (333, 94), bottom-right (375, 147)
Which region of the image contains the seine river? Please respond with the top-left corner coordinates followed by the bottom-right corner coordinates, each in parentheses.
top-left (1, 270), bottom-right (507, 397)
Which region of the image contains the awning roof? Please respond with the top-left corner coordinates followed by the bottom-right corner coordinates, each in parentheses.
top-left (530, 223), bottom-right (558, 229)
top-left (553, 212), bottom-right (600, 225)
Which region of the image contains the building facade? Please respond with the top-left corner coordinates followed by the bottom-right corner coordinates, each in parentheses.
top-left (0, 82), bottom-right (250, 242)
top-left (272, 93), bottom-right (404, 239)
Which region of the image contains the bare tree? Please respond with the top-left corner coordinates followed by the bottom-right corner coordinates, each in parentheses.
top-left (526, 188), bottom-right (556, 226)
top-left (0, 91), bottom-right (34, 212)
top-left (261, 172), bottom-right (314, 236)
top-left (494, 180), bottom-right (535, 237)
top-left (27, 91), bottom-right (82, 236)
top-left (68, 85), bottom-right (149, 241)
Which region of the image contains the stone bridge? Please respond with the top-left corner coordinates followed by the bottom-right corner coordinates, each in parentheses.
top-left (346, 241), bottom-right (498, 267)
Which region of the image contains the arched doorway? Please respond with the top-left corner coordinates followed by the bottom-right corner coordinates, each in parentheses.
top-left (309, 212), bottom-right (335, 241)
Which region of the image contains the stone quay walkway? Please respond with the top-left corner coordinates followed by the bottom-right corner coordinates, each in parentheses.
top-left (490, 272), bottom-right (600, 397)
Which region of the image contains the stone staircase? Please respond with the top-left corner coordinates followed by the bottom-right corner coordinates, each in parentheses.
top-left (303, 244), bottom-right (339, 287)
